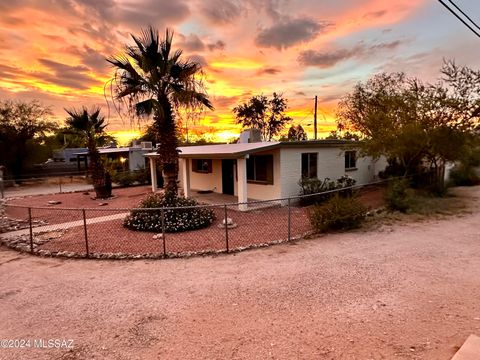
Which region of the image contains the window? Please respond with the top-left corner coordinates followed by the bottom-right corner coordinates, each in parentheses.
top-left (301, 153), bottom-right (318, 178)
top-left (345, 150), bottom-right (357, 170)
top-left (247, 155), bottom-right (273, 184)
top-left (192, 159), bottom-right (212, 173)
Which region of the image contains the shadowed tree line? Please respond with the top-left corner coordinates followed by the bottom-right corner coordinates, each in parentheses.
top-left (336, 60), bottom-right (480, 191)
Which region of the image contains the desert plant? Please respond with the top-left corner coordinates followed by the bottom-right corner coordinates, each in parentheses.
top-left (112, 171), bottom-right (135, 187)
top-left (108, 27), bottom-right (213, 198)
top-left (384, 178), bottom-right (413, 212)
top-left (65, 108), bottom-right (112, 198)
top-left (299, 175), bottom-right (357, 206)
top-left (124, 193), bottom-right (215, 233)
top-left (309, 195), bottom-right (367, 233)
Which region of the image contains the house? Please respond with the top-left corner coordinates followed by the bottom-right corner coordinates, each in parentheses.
top-left (145, 139), bottom-right (387, 210)
top-left (74, 142), bottom-right (153, 172)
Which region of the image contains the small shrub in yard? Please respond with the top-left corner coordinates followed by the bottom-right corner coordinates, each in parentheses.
top-left (385, 178), bottom-right (413, 212)
top-left (112, 171), bottom-right (135, 187)
top-left (124, 193), bottom-right (215, 233)
top-left (309, 195), bottom-right (367, 233)
top-left (299, 175), bottom-right (357, 206)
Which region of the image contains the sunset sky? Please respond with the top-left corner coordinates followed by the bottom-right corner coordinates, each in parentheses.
top-left (1, 0), bottom-right (480, 144)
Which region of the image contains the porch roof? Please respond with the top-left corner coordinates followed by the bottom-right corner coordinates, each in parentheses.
top-left (145, 142), bottom-right (281, 159)
top-left (144, 139), bottom-right (358, 159)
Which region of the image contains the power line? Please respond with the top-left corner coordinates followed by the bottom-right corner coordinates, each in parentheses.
top-left (447, 0), bottom-right (480, 32)
top-left (437, 0), bottom-right (480, 38)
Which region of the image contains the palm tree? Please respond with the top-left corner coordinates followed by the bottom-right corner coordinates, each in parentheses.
top-left (65, 107), bottom-right (112, 199)
top-left (107, 27), bottom-right (213, 198)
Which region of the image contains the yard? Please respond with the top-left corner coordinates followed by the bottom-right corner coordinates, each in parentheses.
top-left (0, 186), bottom-right (479, 359)
top-left (2, 185), bottom-right (383, 257)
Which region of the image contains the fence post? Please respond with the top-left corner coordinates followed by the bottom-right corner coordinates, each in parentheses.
top-left (82, 209), bottom-right (89, 258)
top-left (59, 177), bottom-right (62, 193)
top-left (287, 197), bottom-right (291, 242)
top-left (224, 204), bottom-right (229, 252)
top-left (28, 207), bottom-right (34, 253)
top-left (161, 208), bottom-right (166, 256)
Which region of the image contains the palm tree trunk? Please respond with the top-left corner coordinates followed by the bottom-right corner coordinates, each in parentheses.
top-left (88, 141), bottom-right (111, 199)
top-left (156, 96), bottom-right (179, 198)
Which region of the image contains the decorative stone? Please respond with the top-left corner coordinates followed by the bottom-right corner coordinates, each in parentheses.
top-left (152, 233), bottom-right (164, 239)
top-left (223, 217), bottom-right (234, 226)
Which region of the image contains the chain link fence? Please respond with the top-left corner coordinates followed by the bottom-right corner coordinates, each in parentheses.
top-left (1, 182), bottom-right (388, 259)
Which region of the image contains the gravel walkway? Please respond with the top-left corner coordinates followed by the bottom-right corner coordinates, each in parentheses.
top-left (0, 187), bottom-right (479, 359)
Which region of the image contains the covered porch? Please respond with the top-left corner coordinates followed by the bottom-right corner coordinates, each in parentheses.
top-left (144, 142), bottom-right (280, 211)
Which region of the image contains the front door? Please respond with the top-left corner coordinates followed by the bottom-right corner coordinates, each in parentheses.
top-left (222, 159), bottom-right (235, 195)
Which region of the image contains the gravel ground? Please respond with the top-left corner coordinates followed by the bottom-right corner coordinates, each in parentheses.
top-left (0, 187), bottom-right (479, 360)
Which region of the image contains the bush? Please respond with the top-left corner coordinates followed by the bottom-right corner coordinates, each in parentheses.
top-left (449, 165), bottom-right (480, 186)
top-left (132, 168), bottom-right (150, 185)
top-left (112, 171), bottom-right (135, 187)
top-left (299, 175), bottom-right (357, 206)
top-left (385, 178), bottom-right (413, 212)
top-left (309, 195), bottom-right (367, 233)
top-left (123, 193), bottom-right (215, 233)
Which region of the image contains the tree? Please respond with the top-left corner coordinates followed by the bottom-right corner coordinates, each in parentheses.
top-left (108, 27), bottom-right (213, 198)
top-left (324, 130), bottom-right (361, 141)
top-left (0, 100), bottom-right (57, 177)
top-left (233, 93), bottom-right (292, 141)
top-left (65, 107), bottom-right (112, 199)
top-left (287, 125), bottom-right (307, 141)
top-left (336, 63), bottom-right (480, 190)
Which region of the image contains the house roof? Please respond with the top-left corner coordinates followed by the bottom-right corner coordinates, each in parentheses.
top-left (145, 139), bottom-right (357, 159)
top-left (74, 147), bottom-right (150, 156)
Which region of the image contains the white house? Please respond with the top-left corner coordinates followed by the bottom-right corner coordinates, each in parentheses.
top-left (145, 139), bottom-right (387, 210)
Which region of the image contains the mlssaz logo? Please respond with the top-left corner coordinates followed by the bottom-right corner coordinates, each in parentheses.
top-left (34, 339), bottom-right (74, 349)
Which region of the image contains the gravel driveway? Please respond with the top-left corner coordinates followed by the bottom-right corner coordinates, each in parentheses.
top-left (0, 187), bottom-right (479, 360)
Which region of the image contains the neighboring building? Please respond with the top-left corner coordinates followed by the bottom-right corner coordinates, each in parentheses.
top-left (74, 142), bottom-right (153, 172)
top-left (145, 139), bottom-right (387, 210)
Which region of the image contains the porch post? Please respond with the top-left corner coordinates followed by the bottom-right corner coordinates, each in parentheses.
top-left (237, 157), bottom-right (248, 211)
top-left (181, 158), bottom-right (191, 198)
top-left (149, 157), bottom-right (158, 193)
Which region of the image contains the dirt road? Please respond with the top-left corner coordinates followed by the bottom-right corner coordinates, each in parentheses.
top-left (0, 188), bottom-right (479, 360)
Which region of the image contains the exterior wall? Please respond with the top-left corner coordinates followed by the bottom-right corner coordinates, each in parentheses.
top-left (234, 149), bottom-right (282, 201)
top-left (179, 146), bottom-right (387, 201)
top-left (280, 146), bottom-right (387, 198)
top-left (189, 159), bottom-right (223, 192)
top-left (184, 149), bottom-right (282, 201)
top-left (128, 149), bottom-right (148, 171)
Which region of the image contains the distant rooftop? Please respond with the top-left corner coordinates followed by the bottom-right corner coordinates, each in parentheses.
top-left (74, 147), bottom-right (151, 156)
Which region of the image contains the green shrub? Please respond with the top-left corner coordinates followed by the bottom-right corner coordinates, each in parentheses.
top-left (299, 175), bottom-right (357, 206)
top-left (449, 165), bottom-right (480, 186)
top-left (385, 178), bottom-right (413, 212)
top-left (309, 195), bottom-right (367, 233)
top-left (123, 193), bottom-right (215, 233)
top-left (132, 168), bottom-right (150, 185)
top-left (112, 171), bottom-right (135, 187)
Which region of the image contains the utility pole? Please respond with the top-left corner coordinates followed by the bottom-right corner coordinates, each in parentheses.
top-left (314, 95), bottom-right (318, 140)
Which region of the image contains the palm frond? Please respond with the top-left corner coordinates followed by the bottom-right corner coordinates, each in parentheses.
top-left (135, 98), bottom-right (158, 117)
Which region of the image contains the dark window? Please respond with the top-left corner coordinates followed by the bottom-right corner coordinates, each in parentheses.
top-left (345, 151), bottom-right (357, 170)
top-left (247, 155), bottom-right (273, 184)
top-left (192, 159), bottom-right (212, 173)
top-left (301, 153), bottom-right (318, 178)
